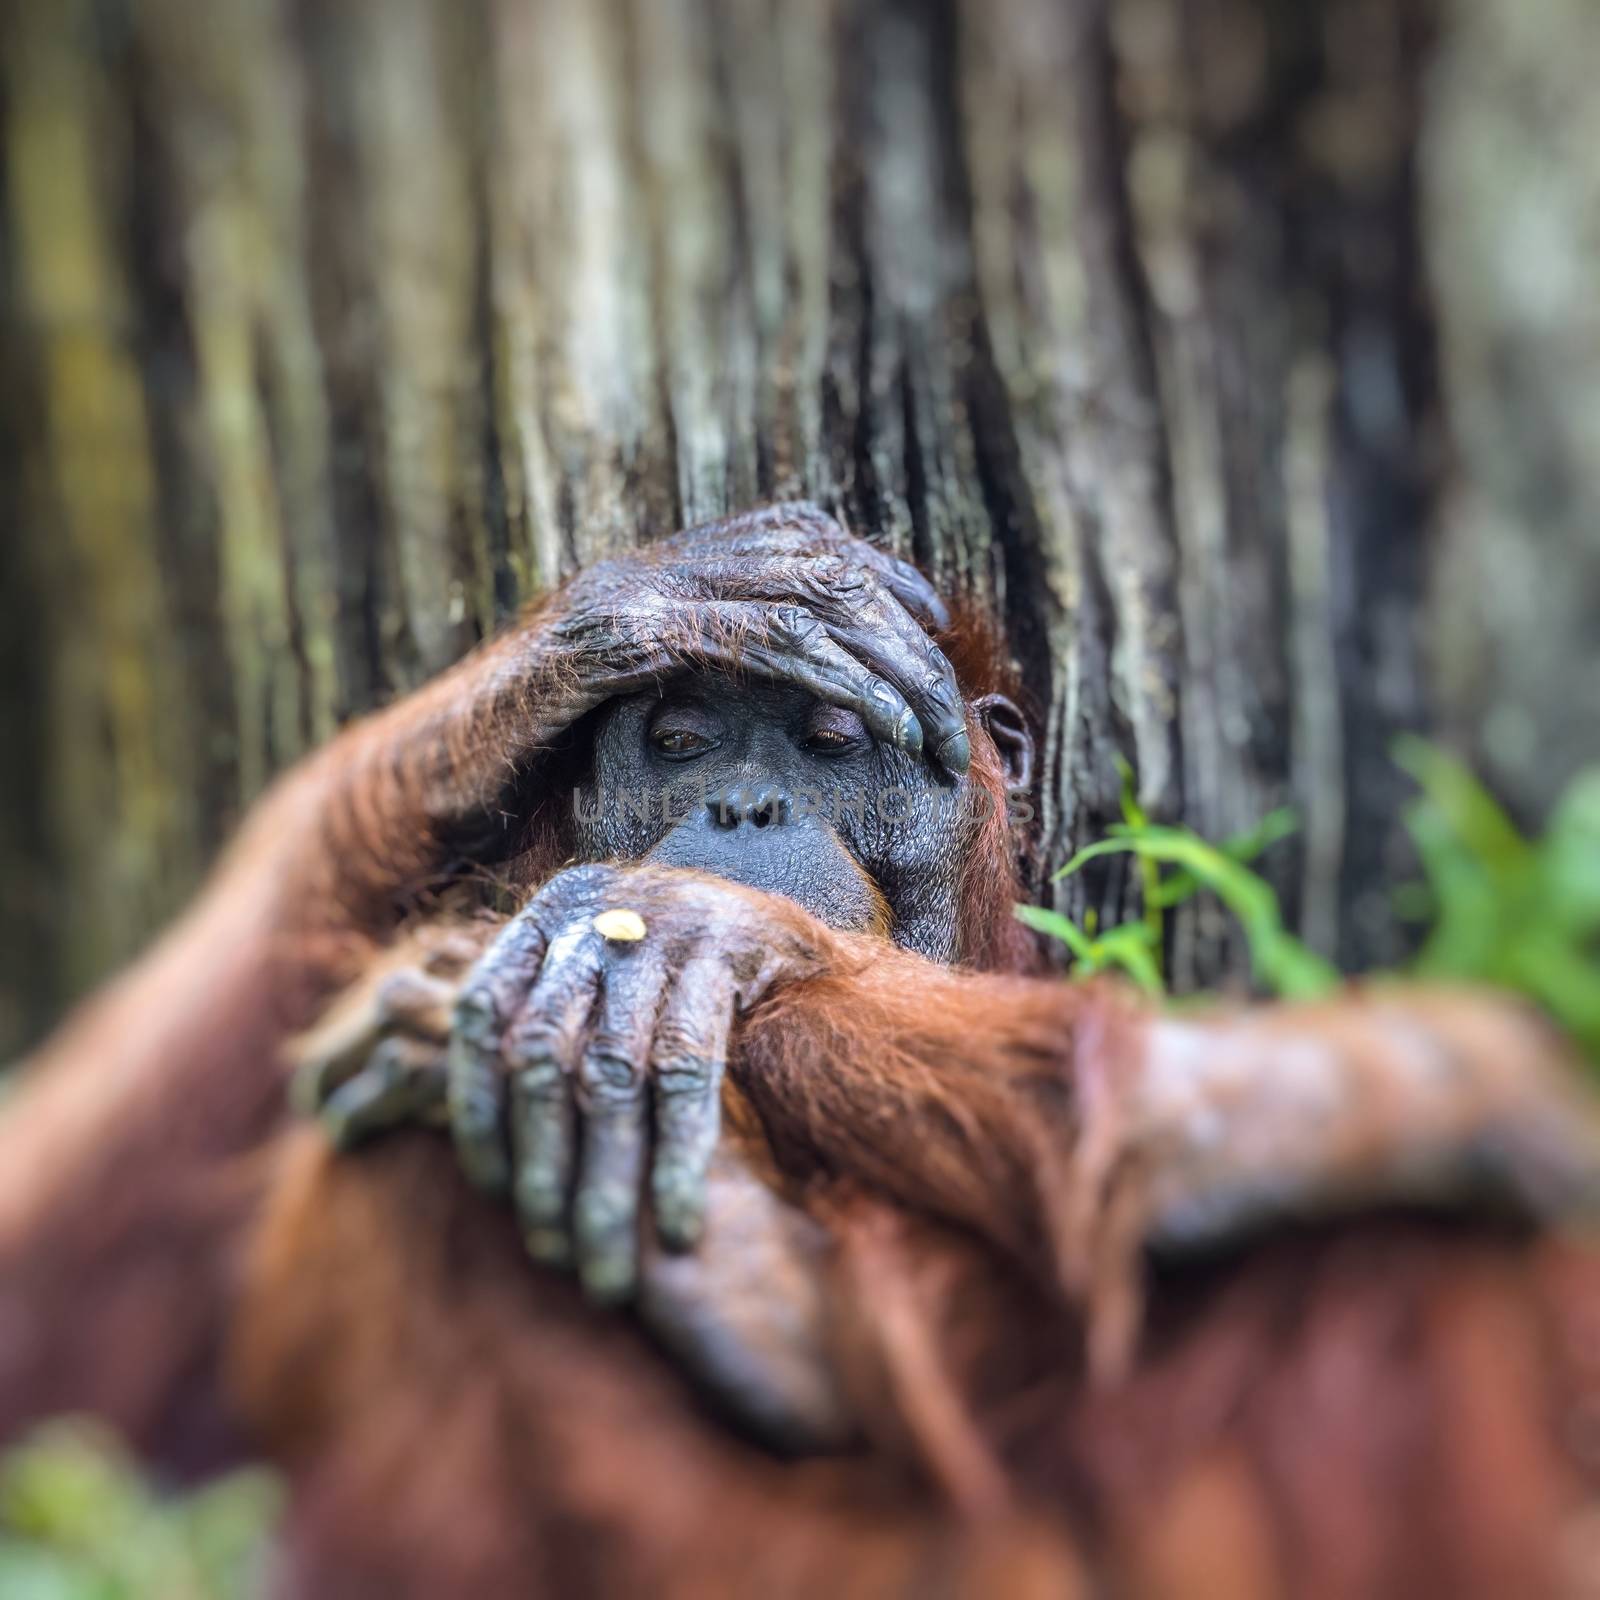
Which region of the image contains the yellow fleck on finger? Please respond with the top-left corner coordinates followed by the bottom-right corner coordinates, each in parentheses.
top-left (593, 909), bottom-right (648, 943)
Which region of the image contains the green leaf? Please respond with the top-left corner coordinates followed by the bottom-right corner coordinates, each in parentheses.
top-left (1013, 903), bottom-right (1165, 993)
top-left (1115, 753), bottom-right (1149, 830)
top-left (1542, 768), bottom-right (1600, 938)
top-left (1053, 829), bottom-right (1338, 998)
top-left (1013, 904), bottom-right (1096, 963)
top-left (1393, 740), bottom-right (1600, 1063)
top-left (1392, 735), bottom-right (1529, 871)
top-left (1148, 808), bottom-right (1299, 908)
top-left (0, 1422), bottom-right (280, 1600)
top-left (1022, 744), bottom-right (1597, 1064)
top-left (1088, 923), bottom-right (1165, 994)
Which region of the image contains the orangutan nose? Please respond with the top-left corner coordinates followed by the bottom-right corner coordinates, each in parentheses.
top-left (652, 782), bottom-right (876, 932)
top-left (705, 787), bottom-right (792, 830)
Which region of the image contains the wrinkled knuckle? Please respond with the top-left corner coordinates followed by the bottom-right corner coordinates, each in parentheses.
top-left (452, 983), bottom-right (499, 1044)
top-left (579, 1048), bottom-right (644, 1103)
top-left (530, 863), bottom-right (605, 914)
top-left (654, 1053), bottom-right (714, 1098)
top-left (652, 1163), bottom-right (702, 1215)
top-left (507, 1014), bottom-right (570, 1070)
top-left (923, 671), bottom-right (961, 716)
top-left (682, 876), bottom-right (734, 925)
top-left (511, 1053), bottom-right (567, 1098)
top-left (652, 1154), bottom-right (693, 1188)
top-left (367, 1038), bottom-right (413, 1080)
top-left (810, 552), bottom-right (854, 587)
top-left (653, 1019), bottom-right (718, 1079)
top-left (652, 1017), bottom-right (708, 1068)
top-left (821, 558), bottom-right (869, 599)
top-left (772, 604), bottom-right (821, 649)
top-left (448, 1070), bottom-right (503, 1138)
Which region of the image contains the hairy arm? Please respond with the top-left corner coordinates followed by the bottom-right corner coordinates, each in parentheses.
top-left (0, 651), bottom-right (536, 1462)
top-left (739, 943), bottom-right (1600, 1366)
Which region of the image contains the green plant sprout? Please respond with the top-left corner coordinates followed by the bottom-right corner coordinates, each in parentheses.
top-left (1018, 745), bottom-right (1600, 1062)
top-left (1015, 757), bottom-right (1335, 1000)
top-left (1392, 737), bottom-right (1600, 1059)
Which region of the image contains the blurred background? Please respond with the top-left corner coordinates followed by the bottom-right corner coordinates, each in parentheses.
top-left (3, 0), bottom-right (1599, 1066)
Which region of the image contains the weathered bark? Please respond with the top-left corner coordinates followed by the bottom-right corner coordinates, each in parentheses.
top-left (2, 0), bottom-right (1596, 1058)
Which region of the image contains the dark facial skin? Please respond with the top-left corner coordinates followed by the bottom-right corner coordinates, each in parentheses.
top-left (570, 676), bottom-right (976, 962)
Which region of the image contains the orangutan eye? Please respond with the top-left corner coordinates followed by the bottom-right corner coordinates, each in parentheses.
top-left (651, 728), bottom-right (715, 759)
top-left (801, 706), bottom-right (869, 755)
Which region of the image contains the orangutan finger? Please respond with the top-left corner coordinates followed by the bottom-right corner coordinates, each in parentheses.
top-left (288, 986), bottom-right (394, 1116)
top-left (322, 1037), bottom-right (449, 1148)
top-left (695, 601), bottom-right (925, 758)
top-left (371, 968), bottom-right (456, 1042)
top-left (506, 934), bottom-right (605, 1268)
top-left (674, 523), bottom-right (950, 634)
top-left (289, 1035), bottom-right (367, 1120)
top-left (573, 1093), bottom-right (650, 1305)
top-left (695, 558), bottom-right (966, 776)
top-left (879, 551), bottom-right (951, 633)
top-left (570, 944), bottom-right (666, 1303)
top-left (823, 600), bottom-right (968, 777)
top-left (649, 956), bottom-right (736, 1252)
top-left (449, 912), bottom-right (551, 1194)
top-left (289, 957), bottom-right (460, 1121)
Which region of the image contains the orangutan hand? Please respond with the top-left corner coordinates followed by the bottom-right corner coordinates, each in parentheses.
top-left (290, 881), bottom-right (856, 1454)
top-left (295, 864), bottom-right (835, 1302)
top-left (518, 502), bottom-right (971, 777)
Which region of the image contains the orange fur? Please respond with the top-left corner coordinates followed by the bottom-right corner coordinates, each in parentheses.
top-left (3, 532), bottom-right (1598, 1596)
top-left (232, 953), bottom-right (1600, 1597)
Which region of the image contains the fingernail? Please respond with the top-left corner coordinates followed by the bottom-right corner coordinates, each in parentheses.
top-left (659, 1215), bottom-right (703, 1252)
top-left (580, 1252), bottom-right (636, 1306)
top-left (460, 1146), bottom-right (511, 1194)
top-left (936, 728), bottom-right (970, 774)
top-left (654, 1197), bottom-right (704, 1253)
top-left (321, 1113), bottom-right (355, 1151)
top-left (897, 708), bottom-right (924, 755)
top-left (524, 1227), bottom-right (572, 1268)
top-left (289, 1071), bottom-right (322, 1118)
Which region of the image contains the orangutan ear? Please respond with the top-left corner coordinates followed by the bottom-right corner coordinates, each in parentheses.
top-left (971, 694), bottom-right (1033, 794)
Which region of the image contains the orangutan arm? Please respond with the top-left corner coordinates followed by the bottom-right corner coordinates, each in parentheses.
top-left (737, 949), bottom-right (1600, 1313)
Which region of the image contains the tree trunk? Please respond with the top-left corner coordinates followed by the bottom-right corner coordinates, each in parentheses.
top-left (3, 0), bottom-right (1597, 1059)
